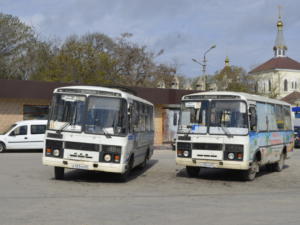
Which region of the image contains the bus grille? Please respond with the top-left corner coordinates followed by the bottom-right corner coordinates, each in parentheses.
top-left (192, 143), bottom-right (223, 150)
top-left (177, 142), bottom-right (191, 151)
top-left (65, 141), bottom-right (99, 152)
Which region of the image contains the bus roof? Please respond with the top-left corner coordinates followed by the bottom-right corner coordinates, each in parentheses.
top-left (182, 91), bottom-right (290, 106)
top-left (54, 86), bottom-right (153, 106)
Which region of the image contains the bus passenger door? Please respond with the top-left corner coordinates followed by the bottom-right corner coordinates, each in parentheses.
top-left (249, 105), bottom-right (259, 161)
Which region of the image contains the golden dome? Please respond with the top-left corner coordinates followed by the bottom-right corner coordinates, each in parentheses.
top-left (277, 20), bottom-right (283, 27)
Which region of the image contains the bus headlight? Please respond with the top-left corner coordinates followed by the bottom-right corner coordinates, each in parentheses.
top-left (53, 149), bottom-right (60, 157)
top-left (101, 145), bottom-right (121, 163)
top-left (177, 142), bottom-right (191, 158)
top-left (224, 144), bottom-right (244, 161)
top-left (228, 152), bottom-right (235, 160)
top-left (104, 153), bottom-right (112, 162)
top-left (183, 150), bottom-right (190, 157)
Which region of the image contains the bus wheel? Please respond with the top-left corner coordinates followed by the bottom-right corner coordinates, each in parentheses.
top-left (138, 150), bottom-right (149, 170)
top-left (119, 156), bottom-right (134, 182)
top-left (54, 167), bottom-right (65, 180)
top-left (242, 160), bottom-right (259, 181)
top-left (273, 153), bottom-right (285, 172)
top-left (0, 143), bottom-right (6, 153)
top-left (186, 166), bottom-right (200, 177)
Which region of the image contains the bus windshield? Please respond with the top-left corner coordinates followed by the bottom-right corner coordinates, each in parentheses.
top-left (209, 100), bottom-right (248, 135)
top-left (49, 94), bottom-right (86, 132)
top-left (85, 97), bottom-right (127, 135)
top-left (49, 94), bottom-right (127, 135)
top-left (179, 100), bottom-right (209, 134)
top-left (179, 100), bottom-right (248, 135)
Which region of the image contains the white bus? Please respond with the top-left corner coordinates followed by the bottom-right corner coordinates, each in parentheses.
top-left (176, 92), bottom-right (294, 181)
top-left (43, 86), bottom-right (154, 181)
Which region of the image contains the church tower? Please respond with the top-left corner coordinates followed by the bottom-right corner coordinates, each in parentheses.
top-left (273, 8), bottom-right (287, 57)
top-left (249, 7), bottom-right (300, 99)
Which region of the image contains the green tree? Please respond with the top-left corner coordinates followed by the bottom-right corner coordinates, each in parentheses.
top-left (214, 65), bottom-right (253, 92)
top-left (34, 35), bottom-right (118, 85)
top-left (0, 13), bottom-right (38, 79)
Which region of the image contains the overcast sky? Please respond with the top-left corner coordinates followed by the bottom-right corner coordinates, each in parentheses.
top-left (1, 0), bottom-right (300, 78)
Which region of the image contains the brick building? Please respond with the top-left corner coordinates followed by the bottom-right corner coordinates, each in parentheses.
top-left (0, 79), bottom-right (196, 146)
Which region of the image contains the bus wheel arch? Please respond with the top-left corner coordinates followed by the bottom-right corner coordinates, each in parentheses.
top-left (242, 150), bottom-right (260, 181)
top-left (273, 147), bottom-right (286, 172)
top-left (119, 154), bottom-right (134, 182)
top-left (138, 148), bottom-right (150, 169)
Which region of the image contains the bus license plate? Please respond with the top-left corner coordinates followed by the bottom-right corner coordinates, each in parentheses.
top-left (71, 164), bottom-right (89, 170)
top-left (199, 162), bottom-right (215, 168)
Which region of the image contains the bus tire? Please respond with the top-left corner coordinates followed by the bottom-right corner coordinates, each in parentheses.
top-left (273, 152), bottom-right (285, 172)
top-left (186, 166), bottom-right (200, 177)
top-left (119, 156), bottom-right (134, 182)
top-left (242, 159), bottom-right (259, 181)
top-left (138, 150), bottom-right (149, 170)
top-left (54, 167), bottom-right (64, 180)
top-left (0, 143), bottom-right (6, 153)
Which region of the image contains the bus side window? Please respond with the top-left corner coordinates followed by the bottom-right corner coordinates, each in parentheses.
top-left (249, 106), bottom-right (257, 131)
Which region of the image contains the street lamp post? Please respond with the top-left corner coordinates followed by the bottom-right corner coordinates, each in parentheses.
top-left (192, 44), bottom-right (216, 91)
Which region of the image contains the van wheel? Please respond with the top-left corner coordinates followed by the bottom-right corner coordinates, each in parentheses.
top-left (0, 143), bottom-right (6, 153)
top-left (119, 156), bottom-right (134, 182)
top-left (242, 159), bottom-right (259, 181)
top-left (186, 166), bottom-right (200, 177)
top-left (273, 153), bottom-right (285, 172)
top-left (54, 167), bottom-right (64, 180)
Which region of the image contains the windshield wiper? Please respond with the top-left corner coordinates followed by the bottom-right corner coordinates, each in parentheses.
top-left (56, 122), bottom-right (70, 134)
top-left (220, 124), bottom-right (233, 138)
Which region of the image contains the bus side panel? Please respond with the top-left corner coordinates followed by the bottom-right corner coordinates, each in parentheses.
top-left (249, 131), bottom-right (293, 164)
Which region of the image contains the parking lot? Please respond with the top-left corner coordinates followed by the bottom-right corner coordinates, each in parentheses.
top-left (1, 149), bottom-right (300, 225)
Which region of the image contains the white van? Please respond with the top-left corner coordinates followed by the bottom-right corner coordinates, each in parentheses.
top-left (0, 120), bottom-right (47, 152)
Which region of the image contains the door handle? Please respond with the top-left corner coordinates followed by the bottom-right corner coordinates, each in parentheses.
top-left (24, 137), bottom-right (28, 139)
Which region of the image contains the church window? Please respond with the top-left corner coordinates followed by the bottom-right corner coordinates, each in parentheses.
top-left (284, 80), bottom-right (288, 91)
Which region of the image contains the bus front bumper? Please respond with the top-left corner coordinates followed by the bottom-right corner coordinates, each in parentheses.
top-left (176, 157), bottom-right (250, 170)
top-left (43, 157), bottom-right (127, 174)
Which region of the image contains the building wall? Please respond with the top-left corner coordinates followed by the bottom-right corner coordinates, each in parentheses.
top-left (256, 69), bottom-right (300, 98)
top-left (154, 105), bottom-right (164, 145)
top-left (0, 98), bottom-right (50, 133)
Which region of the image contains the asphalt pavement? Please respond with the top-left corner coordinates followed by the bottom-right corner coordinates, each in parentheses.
top-left (0, 149), bottom-right (300, 225)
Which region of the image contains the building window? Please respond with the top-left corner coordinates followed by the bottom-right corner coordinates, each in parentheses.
top-left (296, 82), bottom-right (298, 89)
top-left (268, 80), bottom-right (271, 92)
top-left (292, 82), bottom-right (294, 89)
top-left (284, 80), bottom-right (288, 91)
top-left (23, 105), bottom-right (49, 120)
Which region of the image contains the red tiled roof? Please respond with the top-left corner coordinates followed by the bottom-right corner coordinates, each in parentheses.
top-left (281, 91), bottom-right (300, 105)
top-left (249, 57), bottom-right (300, 74)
